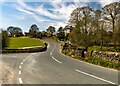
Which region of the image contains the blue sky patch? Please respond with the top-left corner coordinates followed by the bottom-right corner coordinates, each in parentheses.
top-left (0, 0), bottom-right (119, 32)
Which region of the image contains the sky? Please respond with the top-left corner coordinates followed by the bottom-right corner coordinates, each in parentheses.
top-left (0, 0), bottom-right (119, 32)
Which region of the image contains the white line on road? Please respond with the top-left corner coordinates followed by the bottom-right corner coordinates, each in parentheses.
top-left (19, 78), bottom-right (23, 84)
top-left (51, 43), bottom-right (62, 64)
top-left (50, 52), bottom-right (52, 55)
top-left (19, 66), bottom-right (22, 69)
top-left (19, 71), bottom-right (21, 74)
top-left (52, 56), bottom-right (62, 64)
top-left (21, 62), bottom-right (23, 65)
top-left (23, 59), bottom-right (26, 62)
top-left (75, 69), bottom-right (119, 85)
top-left (25, 58), bottom-right (28, 60)
top-left (32, 53), bottom-right (36, 55)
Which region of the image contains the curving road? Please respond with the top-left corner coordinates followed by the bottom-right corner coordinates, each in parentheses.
top-left (2, 41), bottom-right (119, 85)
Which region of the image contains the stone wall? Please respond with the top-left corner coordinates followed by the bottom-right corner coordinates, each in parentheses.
top-left (2, 44), bottom-right (47, 53)
top-left (92, 51), bottom-right (120, 62)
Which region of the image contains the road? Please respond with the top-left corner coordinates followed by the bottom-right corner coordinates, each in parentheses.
top-left (1, 41), bottom-right (119, 85)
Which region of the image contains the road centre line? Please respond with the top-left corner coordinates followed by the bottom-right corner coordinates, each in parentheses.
top-left (50, 52), bottom-right (52, 55)
top-left (51, 42), bottom-right (118, 85)
top-left (19, 78), bottom-right (23, 84)
top-left (18, 54), bottom-right (34, 84)
top-left (19, 71), bottom-right (21, 74)
top-left (75, 69), bottom-right (119, 85)
top-left (21, 62), bottom-right (23, 65)
top-left (19, 66), bottom-right (22, 69)
top-left (51, 43), bottom-right (62, 64)
top-left (32, 53), bottom-right (36, 55)
top-left (52, 56), bottom-right (62, 64)
top-left (23, 59), bottom-right (26, 62)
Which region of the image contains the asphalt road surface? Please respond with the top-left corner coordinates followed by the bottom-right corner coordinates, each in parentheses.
top-left (1, 40), bottom-right (119, 85)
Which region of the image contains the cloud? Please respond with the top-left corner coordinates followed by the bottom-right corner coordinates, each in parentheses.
top-left (0, 0), bottom-right (4, 4)
top-left (99, 0), bottom-right (119, 7)
top-left (15, 15), bottom-right (25, 20)
top-left (14, 0), bottom-right (119, 31)
top-left (17, 0), bottom-right (34, 11)
top-left (15, 0), bottom-right (78, 28)
top-left (16, 0), bottom-right (104, 29)
top-left (16, 0), bottom-right (62, 21)
top-left (17, 0), bottom-right (72, 21)
top-left (15, 2), bottom-right (52, 23)
top-left (16, 7), bottom-right (33, 15)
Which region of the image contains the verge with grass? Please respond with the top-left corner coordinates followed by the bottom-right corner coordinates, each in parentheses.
top-left (62, 50), bottom-right (120, 70)
top-left (88, 46), bottom-right (120, 52)
top-left (7, 37), bottom-right (44, 49)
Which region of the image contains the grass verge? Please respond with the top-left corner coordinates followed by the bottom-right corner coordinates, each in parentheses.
top-left (7, 37), bottom-right (44, 49)
top-left (88, 46), bottom-right (120, 52)
top-left (62, 50), bottom-right (120, 70)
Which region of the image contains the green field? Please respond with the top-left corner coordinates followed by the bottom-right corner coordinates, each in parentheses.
top-left (7, 37), bottom-right (44, 49)
top-left (88, 46), bottom-right (119, 52)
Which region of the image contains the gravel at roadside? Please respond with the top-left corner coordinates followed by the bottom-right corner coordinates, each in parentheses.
top-left (0, 62), bottom-right (17, 84)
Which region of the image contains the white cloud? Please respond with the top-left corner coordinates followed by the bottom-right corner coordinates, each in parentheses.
top-left (15, 0), bottom-right (76, 28)
top-left (15, 0), bottom-right (94, 30)
top-left (35, 5), bottom-right (62, 20)
top-left (17, 0), bottom-right (34, 11)
top-left (15, 6), bottom-right (51, 23)
top-left (14, 0), bottom-right (119, 31)
top-left (99, 0), bottom-right (119, 7)
top-left (34, 2), bottom-right (74, 21)
top-left (0, 0), bottom-right (3, 2)
top-left (16, 15), bottom-right (25, 20)
top-left (16, 7), bottom-right (33, 15)
top-left (16, 0), bottom-right (64, 21)
top-left (54, 21), bottom-right (67, 29)
top-left (0, 0), bottom-right (4, 4)
top-left (44, 21), bottom-right (67, 30)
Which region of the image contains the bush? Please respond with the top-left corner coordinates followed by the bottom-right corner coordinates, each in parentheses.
top-left (1, 30), bottom-right (9, 49)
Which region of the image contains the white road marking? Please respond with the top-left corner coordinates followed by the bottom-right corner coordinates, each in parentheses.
top-left (50, 52), bottom-right (52, 55)
top-left (19, 71), bottom-right (21, 74)
top-left (21, 62), bottom-right (23, 65)
top-left (50, 43), bottom-right (62, 64)
top-left (32, 53), bottom-right (36, 55)
top-left (75, 69), bottom-right (118, 85)
top-left (23, 59), bottom-right (26, 62)
top-left (18, 54), bottom-right (32, 84)
top-left (19, 66), bottom-right (22, 69)
top-left (19, 78), bottom-right (23, 84)
top-left (52, 56), bottom-right (62, 64)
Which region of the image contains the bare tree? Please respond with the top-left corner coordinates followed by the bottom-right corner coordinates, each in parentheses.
top-left (103, 2), bottom-right (120, 33)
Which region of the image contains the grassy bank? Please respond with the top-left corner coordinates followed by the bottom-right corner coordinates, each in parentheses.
top-left (62, 50), bottom-right (120, 70)
top-left (7, 37), bottom-right (44, 49)
top-left (88, 46), bottom-right (120, 52)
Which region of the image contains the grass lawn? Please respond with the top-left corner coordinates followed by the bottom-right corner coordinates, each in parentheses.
top-left (88, 46), bottom-right (107, 51)
top-left (7, 37), bottom-right (44, 49)
top-left (88, 46), bottom-right (118, 52)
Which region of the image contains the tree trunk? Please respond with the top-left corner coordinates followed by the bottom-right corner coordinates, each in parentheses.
top-left (112, 19), bottom-right (115, 34)
top-left (100, 41), bottom-right (103, 49)
top-left (111, 14), bottom-right (115, 34)
top-left (81, 49), bottom-right (85, 58)
top-left (100, 21), bottom-right (104, 49)
top-left (81, 46), bottom-right (88, 58)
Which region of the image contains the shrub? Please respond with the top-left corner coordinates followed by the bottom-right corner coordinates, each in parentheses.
top-left (1, 30), bottom-right (9, 49)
